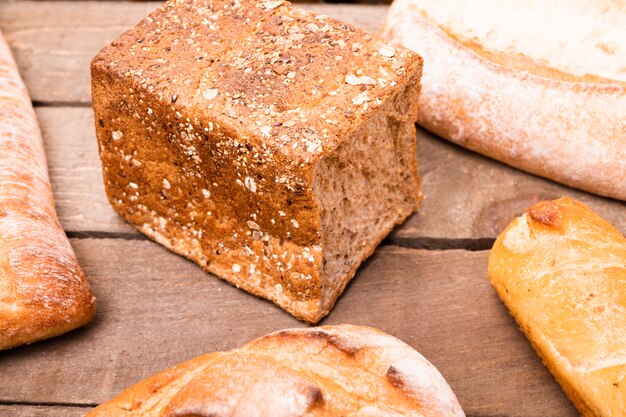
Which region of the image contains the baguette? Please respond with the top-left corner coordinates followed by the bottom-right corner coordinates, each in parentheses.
top-left (86, 325), bottom-right (465, 417)
top-left (0, 31), bottom-right (95, 350)
top-left (383, 0), bottom-right (626, 201)
top-left (489, 197), bottom-right (626, 416)
top-left (91, 0), bottom-right (423, 323)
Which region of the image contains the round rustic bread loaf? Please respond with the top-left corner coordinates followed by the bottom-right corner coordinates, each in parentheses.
top-left (86, 325), bottom-right (465, 416)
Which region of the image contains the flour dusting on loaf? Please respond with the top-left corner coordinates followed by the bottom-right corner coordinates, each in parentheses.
top-left (85, 325), bottom-right (465, 417)
top-left (91, 0), bottom-right (423, 323)
top-left (0, 30), bottom-right (95, 350)
top-left (397, 0), bottom-right (626, 81)
top-left (383, 0), bottom-right (626, 201)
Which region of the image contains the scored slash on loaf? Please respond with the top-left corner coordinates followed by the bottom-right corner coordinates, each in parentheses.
top-left (85, 325), bottom-right (465, 417)
top-left (91, 0), bottom-right (423, 322)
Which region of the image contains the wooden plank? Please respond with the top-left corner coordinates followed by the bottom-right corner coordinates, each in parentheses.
top-left (0, 405), bottom-right (92, 417)
top-left (0, 2), bottom-right (387, 104)
top-left (0, 238), bottom-right (577, 416)
top-left (38, 107), bottom-right (626, 241)
top-left (37, 107), bottom-right (134, 236)
top-left (398, 128), bottom-right (626, 244)
top-left (4, 1), bottom-right (624, 242)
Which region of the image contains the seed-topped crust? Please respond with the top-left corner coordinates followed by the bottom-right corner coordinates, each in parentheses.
top-left (91, 0), bottom-right (423, 322)
top-left (95, 0), bottom-right (420, 157)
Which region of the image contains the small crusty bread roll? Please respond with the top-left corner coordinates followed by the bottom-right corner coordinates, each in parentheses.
top-left (0, 31), bottom-right (95, 350)
top-left (85, 325), bottom-right (465, 417)
top-left (489, 197), bottom-right (626, 416)
top-left (383, 0), bottom-right (626, 201)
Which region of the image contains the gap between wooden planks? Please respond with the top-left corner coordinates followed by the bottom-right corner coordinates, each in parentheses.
top-left (0, 240), bottom-right (578, 417)
top-left (0, 405), bottom-right (94, 417)
top-left (37, 106), bottom-right (626, 246)
top-left (0, 1), bottom-right (622, 246)
top-left (0, 3), bottom-right (620, 417)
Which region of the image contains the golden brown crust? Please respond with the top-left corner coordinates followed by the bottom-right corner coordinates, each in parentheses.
top-left (526, 201), bottom-right (562, 228)
top-left (91, 0), bottom-right (422, 322)
top-left (489, 197), bottom-right (626, 416)
top-left (0, 31), bottom-right (95, 350)
top-left (383, 0), bottom-right (626, 201)
top-left (86, 325), bottom-right (465, 417)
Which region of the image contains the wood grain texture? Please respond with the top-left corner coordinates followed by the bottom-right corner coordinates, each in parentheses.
top-left (0, 405), bottom-right (93, 417)
top-left (2, 1), bottom-right (624, 243)
top-left (37, 107), bottom-right (626, 242)
top-left (36, 107), bottom-right (132, 236)
top-left (0, 3), bottom-right (622, 416)
top-left (0, 238), bottom-right (577, 416)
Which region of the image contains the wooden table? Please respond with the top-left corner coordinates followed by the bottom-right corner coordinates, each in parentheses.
top-left (0, 2), bottom-right (624, 416)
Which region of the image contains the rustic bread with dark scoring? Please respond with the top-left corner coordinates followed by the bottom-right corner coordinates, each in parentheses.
top-left (91, 0), bottom-right (423, 323)
top-left (489, 197), bottom-right (626, 416)
top-left (0, 30), bottom-right (95, 350)
top-left (383, 0), bottom-right (626, 200)
top-left (85, 325), bottom-right (465, 417)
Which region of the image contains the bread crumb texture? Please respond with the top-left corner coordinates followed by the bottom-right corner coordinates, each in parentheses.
top-left (91, 0), bottom-right (423, 322)
top-left (85, 325), bottom-right (465, 417)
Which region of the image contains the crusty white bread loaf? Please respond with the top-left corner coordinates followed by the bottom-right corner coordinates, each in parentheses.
top-left (489, 197), bottom-right (626, 416)
top-left (91, 0), bottom-right (423, 323)
top-left (0, 31), bottom-right (96, 350)
top-left (383, 0), bottom-right (626, 201)
top-left (85, 325), bottom-right (465, 417)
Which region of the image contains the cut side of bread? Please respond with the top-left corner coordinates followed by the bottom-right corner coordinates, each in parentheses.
top-left (0, 31), bottom-right (96, 350)
top-left (91, 0), bottom-right (423, 323)
top-left (85, 325), bottom-right (465, 417)
top-left (489, 197), bottom-right (626, 416)
top-left (383, 0), bottom-right (626, 201)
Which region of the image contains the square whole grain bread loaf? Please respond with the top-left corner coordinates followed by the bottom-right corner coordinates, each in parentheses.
top-left (91, 0), bottom-right (423, 323)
